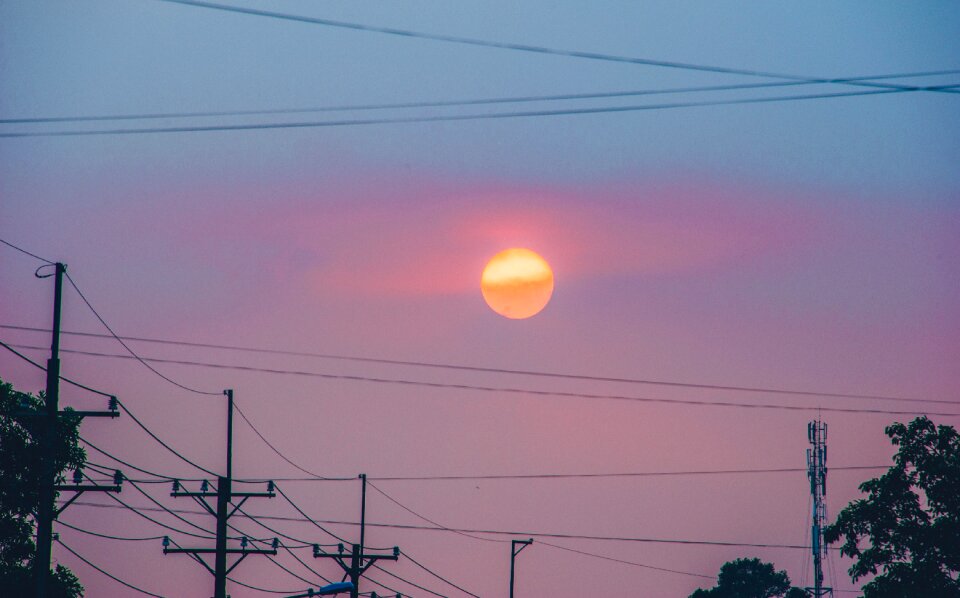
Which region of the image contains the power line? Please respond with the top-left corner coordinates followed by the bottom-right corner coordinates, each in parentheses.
top-left (56, 538), bottom-right (166, 598)
top-left (10, 342), bottom-right (959, 417)
top-left (366, 465), bottom-right (888, 482)
top-left (274, 484), bottom-right (350, 544)
top-left (400, 550), bottom-right (482, 597)
top-left (537, 540), bottom-right (713, 579)
top-left (369, 481), bottom-right (503, 545)
top-left (233, 399), bottom-right (333, 479)
top-left (57, 520), bottom-right (165, 542)
top-left (0, 237), bottom-right (54, 264)
top-left (3, 323), bottom-right (948, 404)
top-left (90, 481), bottom-right (217, 540)
top-left (124, 476), bottom-right (217, 538)
top-left (76, 460), bottom-right (893, 484)
top-left (66, 499), bottom-right (845, 550)
top-left (81, 436), bottom-right (201, 482)
top-left (6, 87), bottom-right (956, 138)
top-left (153, 0), bottom-right (959, 95)
top-left (0, 338), bottom-right (219, 477)
top-left (372, 482), bottom-right (713, 583)
top-left (63, 272), bottom-right (221, 397)
top-left (370, 563), bottom-right (448, 598)
top-left (3, 70), bottom-right (956, 125)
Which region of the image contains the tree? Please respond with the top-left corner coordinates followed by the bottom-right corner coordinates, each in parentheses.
top-left (0, 377), bottom-right (85, 597)
top-left (824, 416), bottom-right (960, 598)
top-left (689, 558), bottom-right (809, 598)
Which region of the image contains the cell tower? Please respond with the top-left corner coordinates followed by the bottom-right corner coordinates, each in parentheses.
top-left (806, 420), bottom-right (832, 597)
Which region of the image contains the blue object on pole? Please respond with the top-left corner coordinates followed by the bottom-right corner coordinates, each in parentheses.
top-left (316, 581), bottom-right (354, 595)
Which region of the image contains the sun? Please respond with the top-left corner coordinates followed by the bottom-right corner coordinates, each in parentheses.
top-left (480, 248), bottom-right (554, 319)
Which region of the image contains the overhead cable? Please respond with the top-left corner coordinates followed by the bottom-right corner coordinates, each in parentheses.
top-left (56, 538), bottom-right (166, 597)
top-left (10, 342), bottom-right (959, 417)
top-left (8, 87), bottom-right (960, 138)
top-left (63, 272), bottom-right (221, 397)
top-left (66, 500), bottom-right (843, 550)
top-left (153, 0), bottom-right (960, 95)
top-left (3, 69), bottom-right (957, 125)
top-left (0, 338), bottom-right (219, 476)
top-left (2, 323), bottom-right (948, 404)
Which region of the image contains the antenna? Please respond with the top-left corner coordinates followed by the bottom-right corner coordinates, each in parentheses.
top-left (805, 419), bottom-right (832, 597)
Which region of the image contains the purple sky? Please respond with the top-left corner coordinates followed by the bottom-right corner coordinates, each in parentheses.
top-left (1, 1), bottom-right (959, 596)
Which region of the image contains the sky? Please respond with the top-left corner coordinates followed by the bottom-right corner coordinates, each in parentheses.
top-left (1, 1), bottom-right (959, 596)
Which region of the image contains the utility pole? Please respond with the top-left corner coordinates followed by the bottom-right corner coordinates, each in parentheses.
top-left (509, 538), bottom-right (533, 598)
top-left (313, 474), bottom-right (399, 598)
top-left (165, 389), bottom-right (277, 598)
top-left (33, 262), bottom-right (121, 598)
top-left (805, 420), bottom-right (832, 598)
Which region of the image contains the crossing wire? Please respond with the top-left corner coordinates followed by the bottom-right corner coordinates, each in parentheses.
top-left (372, 482), bottom-right (712, 582)
top-left (65, 499), bottom-right (848, 550)
top-left (153, 0), bottom-right (960, 95)
top-left (3, 69), bottom-right (957, 125)
top-left (8, 87), bottom-right (960, 138)
top-left (9, 342), bottom-right (959, 418)
top-left (3, 323), bottom-right (951, 404)
top-left (0, 338), bottom-right (219, 476)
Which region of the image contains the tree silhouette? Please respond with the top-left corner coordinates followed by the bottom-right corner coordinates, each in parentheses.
top-left (824, 416), bottom-right (960, 598)
top-left (0, 378), bottom-right (85, 597)
top-left (689, 557), bottom-right (808, 597)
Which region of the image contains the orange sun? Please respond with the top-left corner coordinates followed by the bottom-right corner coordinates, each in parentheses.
top-left (480, 248), bottom-right (554, 319)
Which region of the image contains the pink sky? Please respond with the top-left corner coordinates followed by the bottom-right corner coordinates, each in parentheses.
top-left (2, 171), bottom-right (958, 597)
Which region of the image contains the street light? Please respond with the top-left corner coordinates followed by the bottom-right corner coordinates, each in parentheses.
top-left (283, 581), bottom-right (355, 597)
top-left (510, 538), bottom-right (534, 598)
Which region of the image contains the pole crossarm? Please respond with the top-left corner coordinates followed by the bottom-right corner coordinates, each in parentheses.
top-left (314, 544), bottom-right (400, 598)
top-left (164, 390), bottom-right (276, 598)
top-left (32, 262), bottom-right (122, 598)
top-left (53, 483), bottom-right (121, 516)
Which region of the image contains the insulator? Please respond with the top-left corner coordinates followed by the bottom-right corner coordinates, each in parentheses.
top-left (73, 468), bottom-right (83, 484)
top-left (163, 536), bottom-right (170, 548)
top-left (267, 480), bottom-right (275, 492)
top-left (108, 396), bottom-right (118, 411)
top-left (113, 470), bottom-right (124, 486)
top-left (201, 480), bottom-right (209, 492)
top-left (172, 479), bottom-right (180, 493)
top-left (272, 538), bottom-right (279, 550)
top-left (393, 546), bottom-right (400, 558)
top-left (240, 536), bottom-right (248, 549)
top-left (338, 543), bottom-right (344, 554)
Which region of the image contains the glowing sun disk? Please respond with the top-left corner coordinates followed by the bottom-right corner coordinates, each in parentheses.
top-left (481, 248), bottom-right (554, 319)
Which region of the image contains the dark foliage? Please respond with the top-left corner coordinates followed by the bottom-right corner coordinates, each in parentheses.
top-left (824, 417), bottom-right (960, 598)
top-left (0, 378), bottom-right (85, 597)
top-left (690, 557), bottom-right (805, 598)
